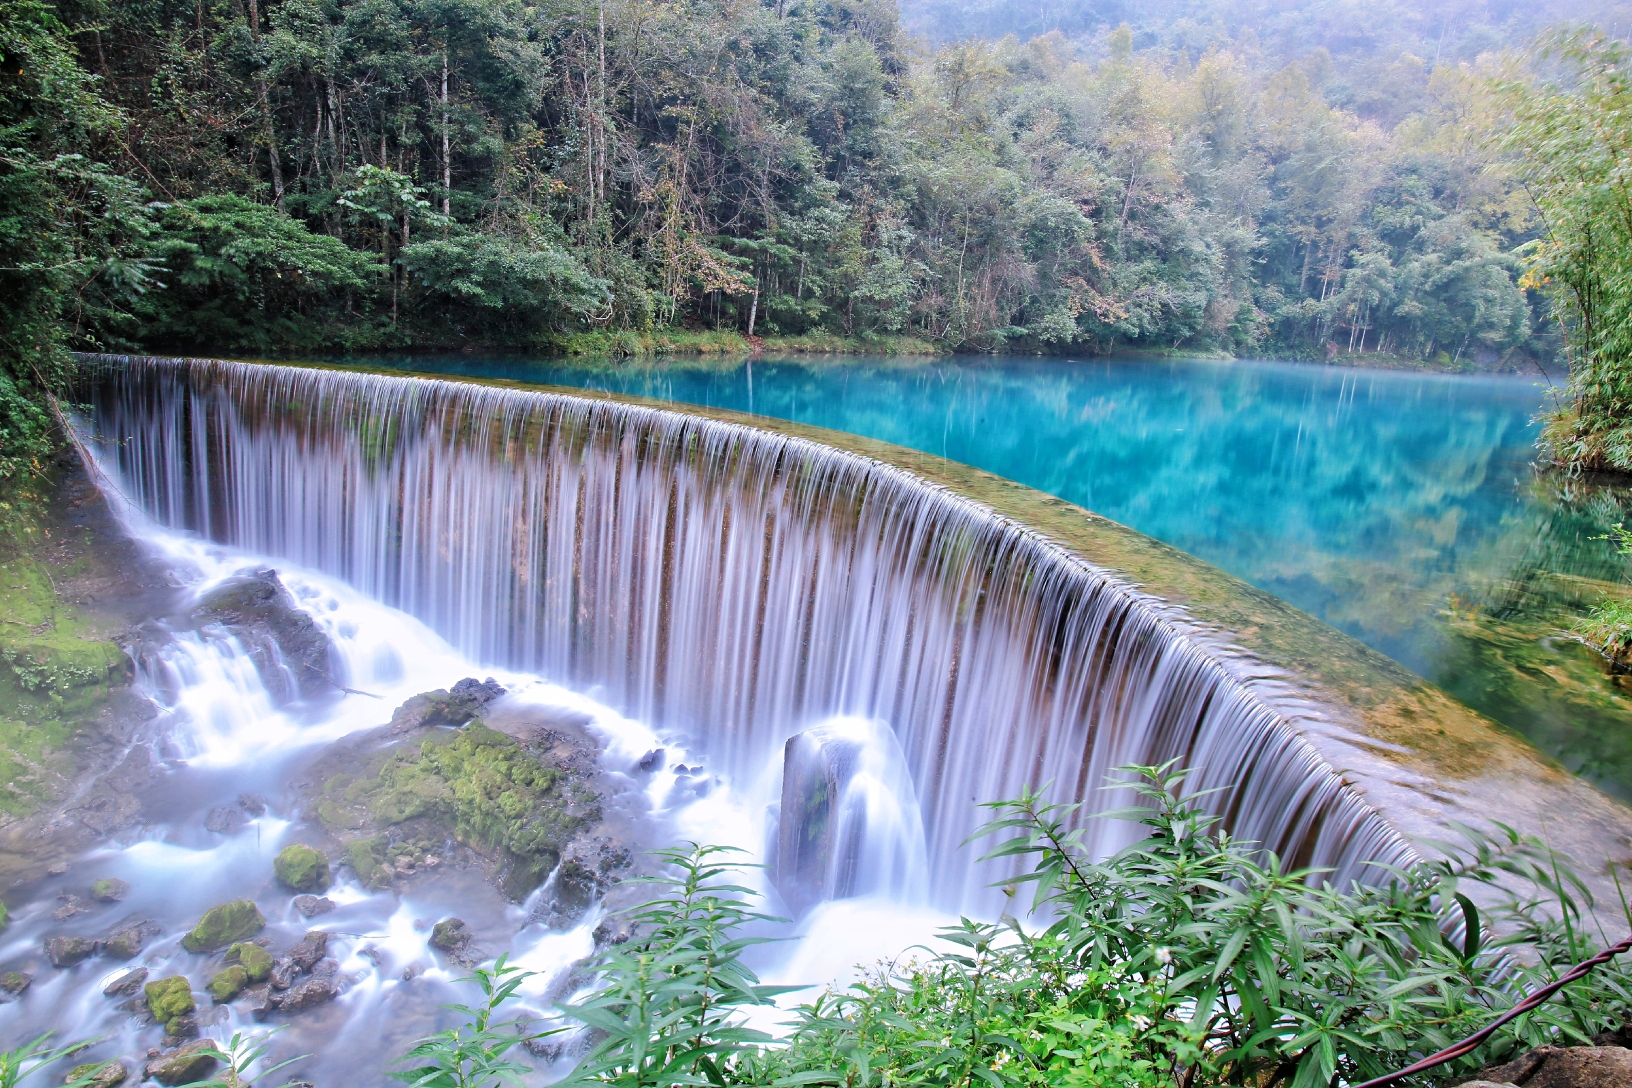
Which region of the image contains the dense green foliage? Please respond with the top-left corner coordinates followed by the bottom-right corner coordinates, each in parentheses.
top-left (1495, 29), bottom-right (1632, 473)
top-left (2, 0), bottom-right (1589, 369)
top-left (557, 767), bottom-right (1632, 1088)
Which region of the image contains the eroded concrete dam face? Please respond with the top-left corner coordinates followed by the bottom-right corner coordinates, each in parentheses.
top-left (77, 354), bottom-right (1632, 913)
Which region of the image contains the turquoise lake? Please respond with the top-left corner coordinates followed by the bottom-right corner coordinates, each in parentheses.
top-left (340, 353), bottom-right (1632, 797)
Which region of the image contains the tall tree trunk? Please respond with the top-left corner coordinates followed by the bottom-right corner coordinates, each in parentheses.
top-left (442, 50), bottom-right (451, 218)
top-left (246, 0), bottom-right (284, 207)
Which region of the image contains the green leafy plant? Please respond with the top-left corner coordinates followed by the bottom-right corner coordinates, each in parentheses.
top-left (0, 1034), bottom-right (99, 1088)
top-left (173, 1028), bottom-right (309, 1088)
top-left (559, 844), bottom-right (795, 1087)
top-left (391, 956), bottom-right (544, 1088)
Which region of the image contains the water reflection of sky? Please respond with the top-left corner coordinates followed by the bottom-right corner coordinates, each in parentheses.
top-left (334, 353), bottom-right (1631, 781)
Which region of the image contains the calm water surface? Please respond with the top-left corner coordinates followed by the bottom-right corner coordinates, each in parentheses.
top-left (338, 353), bottom-right (1632, 796)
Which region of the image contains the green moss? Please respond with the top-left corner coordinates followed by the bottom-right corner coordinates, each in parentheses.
top-left (224, 941), bottom-right (273, 982)
top-left (319, 723), bottom-right (594, 897)
top-left (66, 1060), bottom-right (127, 1088)
top-left (180, 899), bottom-right (265, 952)
top-left (207, 964), bottom-right (248, 1002)
top-left (273, 843), bottom-right (331, 891)
top-left (0, 550), bottom-right (123, 818)
top-left (144, 975), bottom-right (195, 1025)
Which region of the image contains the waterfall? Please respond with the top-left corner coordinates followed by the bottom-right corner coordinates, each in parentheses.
top-left (75, 354), bottom-right (1415, 914)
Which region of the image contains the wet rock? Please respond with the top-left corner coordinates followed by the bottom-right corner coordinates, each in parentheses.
top-left (90, 878), bottom-right (129, 902)
top-left (144, 1040), bottom-right (218, 1086)
top-left (204, 805), bottom-right (247, 834)
top-left (224, 941), bottom-right (273, 982)
top-left (401, 963), bottom-right (425, 981)
top-left (1, 970), bottom-right (31, 995)
top-left (261, 974), bottom-right (338, 1017)
top-left (309, 957), bottom-right (338, 979)
top-left (1477, 1045), bottom-right (1632, 1086)
top-left (240, 983), bottom-right (273, 1017)
top-left (190, 568), bottom-right (337, 703)
top-left (292, 895), bottom-right (334, 917)
top-left (44, 935), bottom-right (100, 967)
top-left (103, 917), bottom-right (161, 959)
top-left (181, 899), bottom-right (265, 952)
top-left (637, 748), bottom-right (663, 772)
top-left (269, 958), bottom-right (297, 991)
top-left (207, 966), bottom-right (248, 1003)
top-left (163, 1011), bottom-right (199, 1040)
top-left (387, 677), bottom-right (506, 734)
top-left (53, 895), bottom-right (88, 921)
top-left (238, 792), bottom-right (268, 816)
top-left (145, 976), bottom-right (196, 1029)
top-left (593, 915), bottom-right (636, 946)
top-left (537, 837), bottom-right (632, 928)
top-left (429, 917), bottom-right (470, 953)
top-left (66, 748), bottom-right (155, 836)
top-left (47, 862), bottom-right (70, 876)
top-left (286, 930), bottom-right (330, 972)
top-left (102, 966), bottom-right (147, 996)
top-left (66, 1059), bottom-right (129, 1088)
top-left (274, 844), bottom-right (331, 892)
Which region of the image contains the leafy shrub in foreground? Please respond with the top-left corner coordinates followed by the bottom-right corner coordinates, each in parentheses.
top-left (563, 764), bottom-right (1632, 1088)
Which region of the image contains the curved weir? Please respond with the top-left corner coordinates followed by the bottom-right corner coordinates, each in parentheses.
top-left (75, 354), bottom-right (1419, 910)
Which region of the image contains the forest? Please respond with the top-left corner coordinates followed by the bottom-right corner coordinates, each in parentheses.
top-left (5, 0), bottom-right (1632, 477)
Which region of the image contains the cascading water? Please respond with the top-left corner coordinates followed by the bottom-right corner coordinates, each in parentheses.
top-left (75, 354), bottom-right (1415, 904)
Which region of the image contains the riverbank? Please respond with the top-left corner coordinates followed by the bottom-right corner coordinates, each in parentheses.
top-left (0, 449), bottom-right (179, 890)
top-left (551, 328), bottom-right (942, 357)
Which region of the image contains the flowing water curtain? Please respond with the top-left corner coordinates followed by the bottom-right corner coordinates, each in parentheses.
top-left (78, 354), bottom-right (1413, 915)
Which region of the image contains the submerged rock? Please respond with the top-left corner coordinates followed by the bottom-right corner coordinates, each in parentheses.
top-left (273, 844), bottom-right (331, 892)
top-left (44, 935), bottom-right (100, 967)
top-left (144, 975), bottom-right (196, 1030)
top-left (292, 895), bottom-right (334, 917)
top-left (103, 917), bottom-right (160, 959)
top-left (90, 877), bottom-right (129, 902)
top-left (203, 805), bottom-right (247, 834)
top-left (181, 900), bottom-right (265, 952)
top-left (66, 1060), bottom-right (128, 1088)
top-left (102, 966), bottom-right (147, 996)
top-left (143, 1040), bottom-right (218, 1087)
top-left (189, 568), bottom-right (336, 703)
top-left (224, 941), bottom-right (273, 982)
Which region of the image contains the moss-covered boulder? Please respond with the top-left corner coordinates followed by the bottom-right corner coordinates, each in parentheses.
top-left (206, 965), bottom-right (248, 1003)
top-left (144, 975), bottom-right (195, 1029)
top-left (223, 941), bottom-right (272, 982)
top-left (273, 844), bottom-right (330, 892)
top-left (180, 900), bottom-right (264, 952)
top-left (1, 970), bottom-right (30, 994)
top-left (67, 1059), bottom-right (128, 1087)
top-left (315, 721), bottom-right (598, 899)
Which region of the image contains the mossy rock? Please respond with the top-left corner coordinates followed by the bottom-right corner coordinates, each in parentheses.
top-left (144, 975), bottom-right (195, 1025)
top-left (273, 843), bottom-right (331, 892)
top-left (90, 878), bottom-right (128, 902)
top-left (180, 900), bottom-right (265, 952)
top-left (223, 941), bottom-right (272, 982)
top-left (0, 898), bottom-right (8, 928)
top-left (206, 965), bottom-right (248, 1003)
top-left (0, 970), bottom-right (30, 994)
top-left (66, 1060), bottom-right (128, 1088)
top-left (317, 723), bottom-right (596, 899)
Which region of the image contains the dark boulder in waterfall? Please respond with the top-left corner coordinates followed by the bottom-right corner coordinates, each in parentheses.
top-left (387, 677), bottom-right (507, 733)
top-left (773, 719), bottom-right (927, 917)
top-left (188, 568), bottom-right (337, 703)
